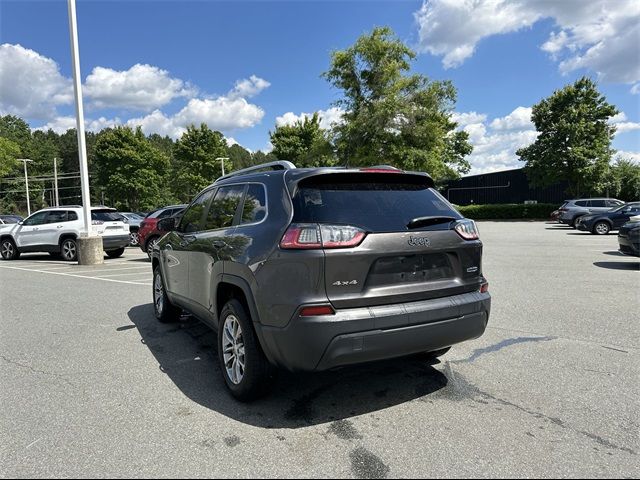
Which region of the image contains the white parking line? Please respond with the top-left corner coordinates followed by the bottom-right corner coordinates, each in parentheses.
top-left (70, 266), bottom-right (150, 275)
top-left (0, 264), bottom-right (151, 286)
top-left (93, 270), bottom-right (153, 278)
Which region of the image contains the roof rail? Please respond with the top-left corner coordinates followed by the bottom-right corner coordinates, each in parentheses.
top-left (216, 160), bottom-right (296, 182)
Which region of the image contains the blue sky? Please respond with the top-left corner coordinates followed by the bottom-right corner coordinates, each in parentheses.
top-left (1, 0), bottom-right (638, 174)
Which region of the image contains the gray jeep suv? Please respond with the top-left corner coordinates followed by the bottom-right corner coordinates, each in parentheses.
top-left (150, 162), bottom-right (491, 400)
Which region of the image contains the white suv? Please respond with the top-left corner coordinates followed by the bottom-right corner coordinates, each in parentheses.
top-left (0, 206), bottom-right (130, 261)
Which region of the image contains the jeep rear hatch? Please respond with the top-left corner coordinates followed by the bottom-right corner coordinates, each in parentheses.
top-left (285, 172), bottom-right (484, 309)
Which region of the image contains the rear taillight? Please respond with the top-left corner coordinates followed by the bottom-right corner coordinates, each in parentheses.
top-left (480, 281), bottom-right (489, 293)
top-left (280, 224), bottom-right (367, 249)
top-left (454, 219), bottom-right (479, 240)
top-left (299, 305), bottom-right (335, 317)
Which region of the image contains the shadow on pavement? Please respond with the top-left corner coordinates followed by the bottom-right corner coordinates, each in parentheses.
top-left (602, 251), bottom-right (626, 257)
top-left (127, 304), bottom-right (448, 429)
top-left (593, 261), bottom-right (639, 271)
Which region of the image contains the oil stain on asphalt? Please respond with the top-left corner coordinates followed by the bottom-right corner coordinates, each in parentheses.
top-left (349, 446), bottom-right (390, 479)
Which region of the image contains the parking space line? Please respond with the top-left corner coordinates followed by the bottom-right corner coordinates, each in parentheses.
top-left (67, 266), bottom-right (150, 275)
top-left (93, 271), bottom-right (154, 278)
top-left (0, 264), bottom-right (152, 286)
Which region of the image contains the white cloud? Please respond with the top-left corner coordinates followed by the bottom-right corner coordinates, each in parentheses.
top-left (451, 111), bottom-right (487, 128)
top-left (615, 151), bottom-right (640, 164)
top-left (610, 112), bottom-right (640, 135)
top-left (631, 84), bottom-right (640, 95)
top-left (489, 106), bottom-right (533, 130)
top-left (275, 107), bottom-right (345, 130)
top-left (84, 64), bottom-right (196, 111)
top-left (228, 75), bottom-right (271, 99)
top-left (414, 0), bottom-right (640, 86)
top-left (0, 44), bottom-right (72, 120)
top-left (35, 116), bottom-right (122, 134)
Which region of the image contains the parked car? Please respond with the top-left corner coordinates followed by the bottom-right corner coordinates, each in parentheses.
top-left (118, 212), bottom-right (144, 246)
top-left (576, 202), bottom-right (640, 235)
top-left (137, 204), bottom-right (186, 257)
top-left (558, 198), bottom-right (624, 227)
top-left (150, 161), bottom-right (491, 401)
top-left (618, 217), bottom-right (640, 257)
top-left (0, 206), bottom-right (130, 261)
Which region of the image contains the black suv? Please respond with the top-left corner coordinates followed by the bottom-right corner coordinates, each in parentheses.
top-left (151, 162), bottom-right (491, 400)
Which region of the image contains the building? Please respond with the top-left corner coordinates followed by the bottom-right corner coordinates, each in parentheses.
top-left (442, 168), bottom-right (568, 206)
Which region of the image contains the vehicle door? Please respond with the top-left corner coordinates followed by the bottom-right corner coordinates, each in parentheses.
top-left (39, 210), bottom-right (69, 246)
top-left (162, 190), bottom-right (215, 302)
top-left (14, 211), bottom-right (49, 248)
top-left (589, 200), bottom-right (608, 213)
top-left (190, 184), bottom-right (246, 322)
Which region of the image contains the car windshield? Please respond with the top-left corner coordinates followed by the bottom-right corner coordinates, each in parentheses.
top-left (610, 204), bottom-right (636, 213)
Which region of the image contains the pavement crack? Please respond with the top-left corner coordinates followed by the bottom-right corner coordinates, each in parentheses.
top-left (0, 355), bottom-right (74, 387)
top-left (443, 363), bottom-right (637, 456)
top-left (454, 336), bottom-right (556, 364)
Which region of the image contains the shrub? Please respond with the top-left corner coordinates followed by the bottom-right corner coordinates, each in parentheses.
top-left (456, 203), bottom-right (557, 220)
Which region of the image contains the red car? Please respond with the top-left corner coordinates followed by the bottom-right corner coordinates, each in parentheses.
top-left (138, 205), bottom-right (186, 257)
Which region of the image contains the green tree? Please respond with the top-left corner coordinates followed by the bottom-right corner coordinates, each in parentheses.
top-left (251, 150), bottom-right (277, 164)
top-left (94, 126), bottom-right (171, 211)
top-left (270, 113), bottom-right (335, 167)
top-left (517, 77), bottom-right (618, 197)
top-left (322, 26), bottom-right (471, 179)
top-left (228, 143), bottom-right (254, 170)
top-left (0, 137), bottom-right (20, 177)
top-left (0, 115), bottom-right (31, 153)
top-left (609, 158), bottom-right (640, 201)
top-left (172, 124), bottom-right (230, 201)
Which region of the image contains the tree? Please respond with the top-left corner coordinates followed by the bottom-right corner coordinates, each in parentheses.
top-left (94, 126), bottom-right (171, 211)
top-left (0, 137), bottom-right (20, 177)
top-left (270, 113), bottom-right (335, 167)
top-left (0, 115), bottom-right (31, 153)
top-left (172, 124), bottom-right (231, 202)
top-left (251, 150), bottom-right (277, 164)
top-left (609, 158), bottom-right (640, 201)
top-left (517, 77), bottom-right (618, 197)
top-left (322, 26), bottom-right (471, 179)
top-left (228, 144), bottom-right (254, 170)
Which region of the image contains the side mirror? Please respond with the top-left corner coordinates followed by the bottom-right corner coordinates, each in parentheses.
top-left (157, 217), bottom-right (178, 232)
top-left (18, 220), bottom-right (24, 225)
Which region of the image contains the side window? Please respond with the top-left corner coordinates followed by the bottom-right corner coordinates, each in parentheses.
top-left (23, 211), bottom-right (49, 226)
top-left (179, 191), bottom-right (214, 233)
top-left (590, 200), bottom-right (606, 208)
top-left (575, 201), bottom-right (588, 207)
top-left (45, 211), bottom-right (68, 223)
top-left (606, 200), bottom-right (619, 208)
top-left (240, 184), bottom-right (267, 225)
top-left (68, 211), bottom-right (79, 221)
top-left (203, 185), bottom-right (245, 231)
top-left (157, 209), bottom-right (173, 219)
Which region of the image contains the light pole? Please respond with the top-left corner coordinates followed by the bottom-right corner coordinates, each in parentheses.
top-left (215, 157), bottom-right (230, 177)
top-left (17, 159), bottom-right (33, 216)
top-left (67, 0), bottom-right (102, 264)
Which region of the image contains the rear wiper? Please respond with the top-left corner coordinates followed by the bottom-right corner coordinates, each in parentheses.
top-left (407, 216), bottom-right (457, 229)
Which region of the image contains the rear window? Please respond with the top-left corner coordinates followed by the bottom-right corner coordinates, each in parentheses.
top-left (91, 210), bottom-right (122, 222)
top-left (292, 174), bottom-right (460, 232)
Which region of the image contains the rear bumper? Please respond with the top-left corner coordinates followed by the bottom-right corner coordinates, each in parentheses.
top-left (618, 236), bottom-right (640, 257)
top-left (102, 234), bottom-right (130, 250)
top-left (258, 291), bottom-right (490, 372)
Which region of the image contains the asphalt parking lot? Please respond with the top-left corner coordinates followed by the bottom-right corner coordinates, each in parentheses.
top-left (0, 222), bottom-right (638, 478)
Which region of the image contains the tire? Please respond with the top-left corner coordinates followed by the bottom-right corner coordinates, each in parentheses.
top-left (593, 221), bottom-right (610, 235)
top-left (218, 299), bottom-right (274, 402)
top-left (106, 248), bottom-right (125, 258)
top-left (129, 230), bottom-right (139, 247)
top-left (1, 238), bottom-right (20, 260)
top-left (60, 238), bottom-right (78, 261)
top-left (152, 266), bottom-right (181, 323)
top-left (570, 216), bottom-right (583, 228)
top-left (145, 236), bottom-right (159, 259)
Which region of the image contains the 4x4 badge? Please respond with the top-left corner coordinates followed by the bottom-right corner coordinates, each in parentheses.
top-left (333, 280), bottom-right (358, 286)
top-left (408, 236), bottom-right (431, 247)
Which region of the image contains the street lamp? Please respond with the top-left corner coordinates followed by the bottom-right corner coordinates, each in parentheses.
top-left (215, 157), bottom-right (230, 177)
top-left (17, 159), bottom-right (33, 216)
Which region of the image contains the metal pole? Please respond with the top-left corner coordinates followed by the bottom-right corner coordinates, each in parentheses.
top-left (17, 159), bottom-right (33, 216)
top-left (215, 157), bottom-right (230, 177)
top-left (67, 0), bottom-right (92, 235)
top-left (54, 157), bottom-right (60, 206)
top-left (24, 160), bottom-right (30, 216)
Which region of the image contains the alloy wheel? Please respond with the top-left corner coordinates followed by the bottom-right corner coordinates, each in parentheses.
top-left (595, 222), bottom-right (610, 235)
top-left (154, 272), bottom-right (164, 316)
top-left (222, 314), bottom-right (245, 385)
top-left (130, 232), bottom-right (139, 246)
top-left (1, 241), bottom-right (14, 259)
top-left (62, 240), bottom-right (77, 261)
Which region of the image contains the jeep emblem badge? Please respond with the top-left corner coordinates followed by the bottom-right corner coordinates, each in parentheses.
top-left (408, 236), bottom-right (431, 247)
